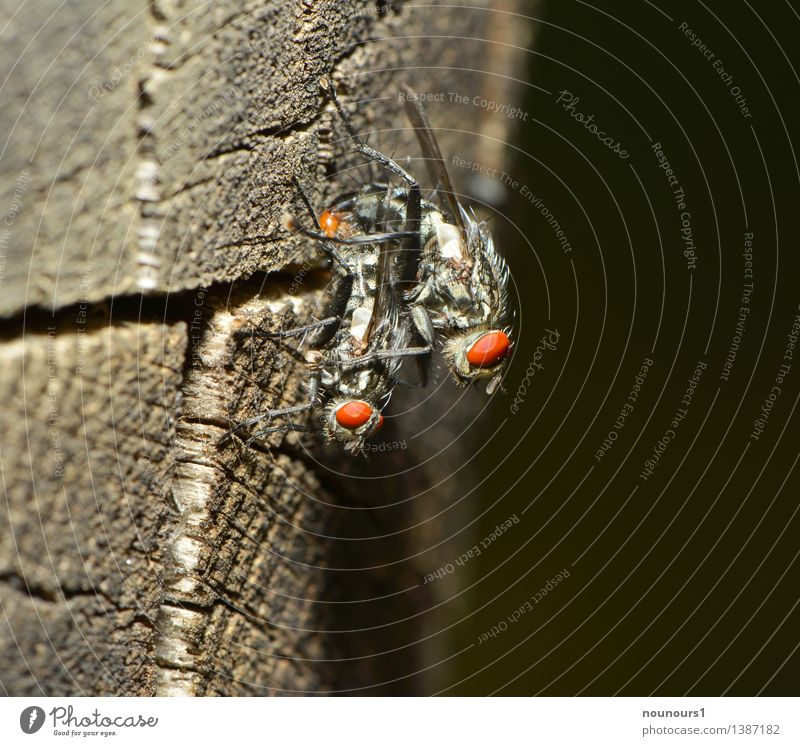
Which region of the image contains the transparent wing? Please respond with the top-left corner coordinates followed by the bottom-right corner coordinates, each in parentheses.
top-left (365, 188), bottom-right (400, 348)
top-left (400, 83), bottom-right (467, 238)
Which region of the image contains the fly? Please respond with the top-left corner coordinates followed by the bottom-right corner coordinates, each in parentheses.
top-left (224, 180), bottom-right (429, 454)
top-left (323, 83), bottom-right (514, 394)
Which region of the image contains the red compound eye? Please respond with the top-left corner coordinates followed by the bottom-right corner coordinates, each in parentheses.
top-left (335, 401), bottom-right (374, 430)
top-left (319, 210), bottom-right (342, 238)
top-left (373, 414), bottom-right (385, 433)
top-left (466, 330), bottom-right (510, 368)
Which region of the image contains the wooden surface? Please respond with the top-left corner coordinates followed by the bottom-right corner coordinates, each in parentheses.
top-left (0, 0), bottom-right (535, 695)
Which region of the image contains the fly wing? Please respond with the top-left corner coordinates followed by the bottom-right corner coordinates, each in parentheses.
top-left (400, 83), bottom-right (467, 238)
top-left (368, 231), bottom-right (432, 387)
top-left (364, 188), bottom-right (400, 350)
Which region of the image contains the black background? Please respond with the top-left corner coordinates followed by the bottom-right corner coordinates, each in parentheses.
top-left (422, 0), bottom-right (800, 695)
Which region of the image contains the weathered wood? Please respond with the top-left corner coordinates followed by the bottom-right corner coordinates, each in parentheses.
top-left (0, 320), bottom-right (187, 695)
top-left (0, 0), bottom-right (535, 695)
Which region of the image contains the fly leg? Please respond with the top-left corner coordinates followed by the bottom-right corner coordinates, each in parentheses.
top-left (284, 177), bottom-right (357, 349)
top-left (235, 334), bottom-right (307, 368)
top-left (288, 227), bottom-right (418, 247)
top-left (218, 402), bottom-right (315, 447)
top-left (236, 312), bottom-right (343, 366)
top-left (337, 344), bottom-right (433, 369)
top-left (326, 81), bottom-right (422, 285)
top-left (218, 373), bottom-right (322, 447)
top-left (244, 422), bottom-right (318, 448)
top-left (233, 317), bottom-right (342, 370)
top-left (235, 316), bottom-right (342, 342)
top-left (335, 339), bottom-right (433, 389)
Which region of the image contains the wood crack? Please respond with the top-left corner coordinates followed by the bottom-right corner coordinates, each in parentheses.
top-left (0, 572), bottom-right (118, 608)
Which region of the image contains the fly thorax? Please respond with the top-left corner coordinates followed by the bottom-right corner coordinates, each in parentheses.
top-left (336, 368), bottom-right (376, 401)
top-left (346, 187), bottom-right (408, 230)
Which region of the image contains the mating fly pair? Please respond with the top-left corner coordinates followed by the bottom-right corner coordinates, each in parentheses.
top-left (228, 83), bottom-right (513, 453)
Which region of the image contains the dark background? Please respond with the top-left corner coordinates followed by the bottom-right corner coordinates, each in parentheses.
top-left (392, 0), bottom-right (800, 695)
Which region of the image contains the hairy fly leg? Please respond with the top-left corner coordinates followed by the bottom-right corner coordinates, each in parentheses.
top-left (326, 80), bottom-right (423, 287)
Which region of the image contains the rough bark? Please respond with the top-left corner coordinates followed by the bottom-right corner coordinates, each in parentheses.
top-left (0, 0), bottom-right (535, 695)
